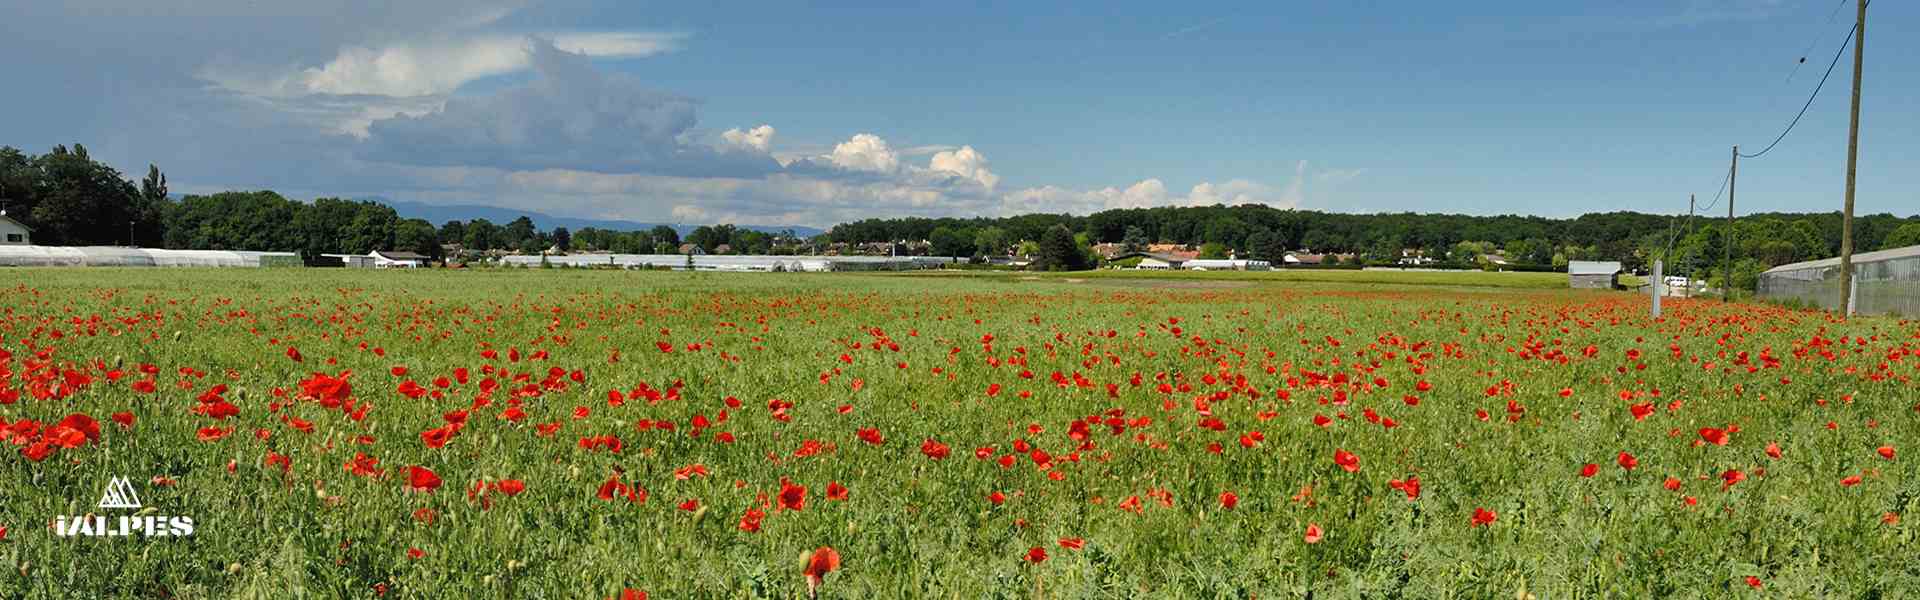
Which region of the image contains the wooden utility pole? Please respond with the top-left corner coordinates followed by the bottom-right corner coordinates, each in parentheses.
top-left (1726, 146), bottom-right (1737, 302)
top-left (1838, 0), bottom-right (1866, 317)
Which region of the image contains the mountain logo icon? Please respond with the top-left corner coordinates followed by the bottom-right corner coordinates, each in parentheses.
top-left (97, 476), bottom-right (143, 509)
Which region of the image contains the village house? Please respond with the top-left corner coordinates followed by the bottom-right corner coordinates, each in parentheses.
top-left (0, 212), bottom-right (30, 245)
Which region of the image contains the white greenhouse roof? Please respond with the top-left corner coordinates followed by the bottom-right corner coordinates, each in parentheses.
top-left (0, 245), bottom-right (297, 267)
top-left (1763, 244), bottom-right (1920, 274)
top-left (499, 254), bottom-right (947, 271)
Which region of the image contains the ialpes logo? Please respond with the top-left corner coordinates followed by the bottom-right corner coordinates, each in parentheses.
top-left (54, 476), bottom-right (196, 537)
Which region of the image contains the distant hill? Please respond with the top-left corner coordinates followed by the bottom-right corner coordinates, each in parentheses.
top-left (371, 198), bottom-right (824, 237)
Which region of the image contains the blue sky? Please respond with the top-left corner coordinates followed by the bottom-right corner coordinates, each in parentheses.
top-left (3, 1), bottom-right (1913, 227)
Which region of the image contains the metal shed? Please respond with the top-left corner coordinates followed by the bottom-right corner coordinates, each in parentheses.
top-left (1568, 261), bottom-right (1622, 289)
top-left (1758, 244), bottom-right (1920, 317)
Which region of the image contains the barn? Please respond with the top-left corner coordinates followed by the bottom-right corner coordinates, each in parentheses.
top-left (1568, 261), bottom-right (1621, 289)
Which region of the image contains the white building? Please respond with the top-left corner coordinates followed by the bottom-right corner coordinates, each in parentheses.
top-left (321, 250), bottom-right (428, 268)
top-left (0, 213), bottom-right (30, 245)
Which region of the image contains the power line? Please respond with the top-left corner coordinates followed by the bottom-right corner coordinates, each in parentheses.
top-left (1738, 13), bottom-right (1857, 159)
top-left (1696, 165), bottom-right (1731, 213)
top-left (1786, 0), bottom-right (1852, 84)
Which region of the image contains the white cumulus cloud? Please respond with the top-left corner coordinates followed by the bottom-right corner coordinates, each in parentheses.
top-left (827, 133), bottom-right (901, 173)
top-left (927, 145), bottom-right (999, 189)
top-left (720, 125), bottom-right (776, 153)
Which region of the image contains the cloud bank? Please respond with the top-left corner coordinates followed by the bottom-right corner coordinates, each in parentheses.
top-left (2, 2), bottom-right (1360, 229)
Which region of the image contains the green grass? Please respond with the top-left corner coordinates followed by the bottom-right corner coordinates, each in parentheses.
top-left (0, 268), bottom-right (1914, 598)
top-left (883, 267), bottom-right (1574, 289)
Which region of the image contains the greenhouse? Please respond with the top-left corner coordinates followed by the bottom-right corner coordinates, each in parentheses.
top-left (0, 245), bottom-right (300, 268)
top-left (499, 254), bottom-right (949, 272)
top-left (1757, 244), bottom-right (1920, 317)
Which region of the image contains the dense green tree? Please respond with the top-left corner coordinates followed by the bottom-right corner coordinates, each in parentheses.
top-left (133, 165), bottom-right (169, 247)
top-left (464, 218), bottom-right (502, 252)
top-left (1504, 238), bottom-right (1554, 265)
top-left (439, 220), bottom-right (467, 248)
top-left (396, 218), bottom-right (441, 259)
top-left (650, 225), bottom-right (680, 248)
top-left (550, 227), bottom-right (571, 252)
top-left (1245, 229), bottom-right (1285, 261)
top-left (974, 226), bottom-right (1011, 257)
top-left (1198, 242), bottom-right (1229, 259)
top-left (1036, 225), bottom-right (1088, 271)
top-left (504, 216), bottom-right (538, 251)
top-left (728, 228), bottom-right (772, 254)
top-left (929, 226), bottom-right (972, 258)
top-left (167, 191), bottom-right (301, 252)
top-left (1878, 223), bottom-right (1920, 250)
top-left (19, 144), bottom-right (147, 245)
top-left (1121, 225), bottom-right (1151, 251)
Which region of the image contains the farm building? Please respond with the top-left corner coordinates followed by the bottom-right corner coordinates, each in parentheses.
top-left (1758, 244), bottom-right (1920, 317)
top-left (1568, 261), bottom-right (1622, 289)
top-left (1184, 258), bottom-right (1271, 271)
top-left (0, 213), bottom-right (30, 245)
top-left (320, 250), bottom-right (428, 268)
top-left (372, 250), bottom-right (427, 268)
top-left (1108, 252), bottom-right (1187, 270)
top-left (0, 245), bottom-right (298, 267)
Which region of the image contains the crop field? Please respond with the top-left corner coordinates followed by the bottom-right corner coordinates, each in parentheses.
top-left (1, 268), bottom-right (1917, 598)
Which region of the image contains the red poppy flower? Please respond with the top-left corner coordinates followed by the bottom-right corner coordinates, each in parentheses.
top-left (920, 438), bottom-right (951, 460)
top-left (1333, 449), bottom-right (1360, 473)
top-left (1304, 523), bottom-right (1325, 544)
top-left (1745, 576), bottom-right (1762, 589)
top-left (421, 425), bottom-right (455, 449)
top-left (1579, 463), bottom-right (1598, 478)
top-left (1218, 491), bottom-right (1239, 510)
top-left (1057, 537), bottom-right (1085, 550)
top-left (1721, 469), bottom-right (1746, 489)
top-left (1470, 507), bottom-right (1497, 527)
top-left (344, 453), bottom-right (383, 477)
top-left (1765, 442), bottom-right (1782, 459)
top-left (1025, 547), bottom-right (1048, 563)
top-left (988, 491), bottom-right (1007, 505)
top-left (1617, 451), bottom-right (1639, 470)
top-left (1840, 475), bottom-right (1863, 487)
top-left (802, 546), bottom-right (841, 592)
top-left (826, 481), bottom-right (849, 501)
top-left (407, 466), bottom-right (442, 492)
top-left (496, 479), bottom-right (526, 496)
top-left (110, 412), bottom-right (135, 429)
top-left (738, 507), bottom-right (765, 532)
top-left (778, 478), bottom-right (807, 511)
top-left (1387, 476), bottom-right (1421, 500)
top-left (677, 498), bottom-right (700, 512)
top-left (1698, 427), bottom-right (1728, 446)
top-left (1877, 445), bottom-right (1895, 460)
top-left (407, 547), bottom-right (424, 559)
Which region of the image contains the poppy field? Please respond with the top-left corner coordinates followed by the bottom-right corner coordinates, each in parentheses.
top-left (1, 268), bottom-right (1917, 598)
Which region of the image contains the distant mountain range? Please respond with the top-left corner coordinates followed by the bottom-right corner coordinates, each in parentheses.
top-left (371, 198), bottom-right (825, 237)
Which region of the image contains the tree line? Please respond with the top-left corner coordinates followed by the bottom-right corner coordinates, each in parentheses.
top-left (5, 143), bottom-right (1918, 285)
top-left (831, 204), bottom-right (1920, 280)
